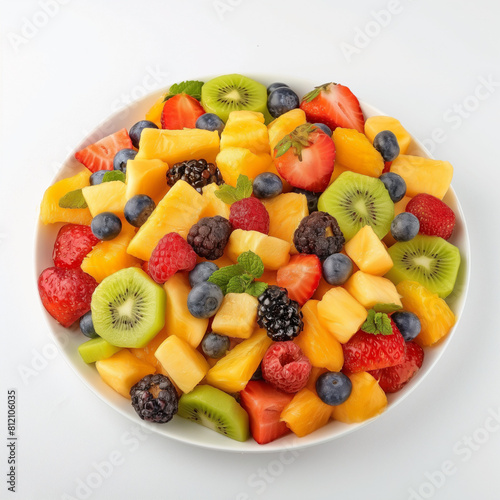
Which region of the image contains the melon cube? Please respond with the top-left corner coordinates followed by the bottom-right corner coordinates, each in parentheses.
top-left (344, 271), bottom-right (402, 309)
top-left (125, 158), bottom-right (169, 205)
top-left (155, 335), bottom-right (209, 394)
top-left (317, 287), bottom-right (367, 343)
top-left (211, 293), bottom-right (259, 339)
top-left (345, 225), bottom-right (393, 276)
top-left (82, 181), bottom-right (127, 217)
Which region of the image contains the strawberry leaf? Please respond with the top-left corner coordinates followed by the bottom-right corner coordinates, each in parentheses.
top-left (301, 83), bottom-right (330, 103)
top-left (163, 80), bottom-right (204, 101)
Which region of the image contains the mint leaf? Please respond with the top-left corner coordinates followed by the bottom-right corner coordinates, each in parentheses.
top-left (102, 171), bottom-right (126, 183)
top-left (163, 80), bottom-right (204, 102)
top-left (361, 309), bottom-right (393, 335)
top-left (58, 189), bottom-right (88, 209)
top-left (237, 250), bottom-right (264, 278)
top-left (208, 264), bottom-right (244, 293)
top-left (226, 274), bottom-right (253, 294)
top-left (372, 303), bottom-right (402, 313)
top-left (245, 281), bottom-right (268, 297)
top-left (236, 174), bottom-right (253, 200)
top-left (214, 174), bottom-right (253, 204)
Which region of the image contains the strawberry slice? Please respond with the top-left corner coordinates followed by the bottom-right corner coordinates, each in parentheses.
top-left (276, 254), bottom-right (322, 306)
top-left (369, 341), bottom-right (424, 393)
top-left (300, 83), bottom-right (365, 133)
top-left (273, 124), bottom-right (335, 192)
top-left (74, 128), bottom-right (133, 173)
top-left (161, 94), bottom-right (205, 129)
top-left (240, 380), bottom-right (294, 445)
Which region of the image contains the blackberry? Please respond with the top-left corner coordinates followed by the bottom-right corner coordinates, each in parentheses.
top-left (130, 374), bottom-right (178, 424)
top-left (187, 216), bottom-right (232, 260)
top-left (257, 285), bottom-right (303, 341)
top-left (293, 211), bottom-right (345, 260)
top-left (167, 159), bottom-right (223, 193)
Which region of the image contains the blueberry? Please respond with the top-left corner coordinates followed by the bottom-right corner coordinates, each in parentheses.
top-left (380, 172), bottom-right (406, 202)
top-left (187, 281), bottom-right (223, 318)
top-left (267, 82), bottom-right (289, 95)
top-left (292, 188), bottom-right (320, 213)
top-left (89, 170), bottom-right (107, 185)
top-left (124, 195), bottom-right (156, 228)
top-left (253, 172), bottom-right (283, 199)
top-left (113, 148), bottom-right (137, 173)
top-left (196, 113), bottom-right (225, 135)
top-left (267, 87), bottom-right (300, 119)
top-left (322, 253), bottom-right (353, 285)
top-left (316, 372), bottom-right (352, 406)
top-left (79, 311), bottom-right (99, 339)
top-left (373, 130), bottom-right (400, 162)
top-left (201, 332), bottom-right (230, 359)
top-left (313, 123), bottom-right (332, 136)
top-left (189, 262), bottom-right (219, 287)
top-left (91, 212), bottom-right (122, 240)
top-left (392, 311), bottom-right (421, 342)
top-left (391, 212), bottom-right (420, 242)
top-left (129, 120), bottom-right (158, 149)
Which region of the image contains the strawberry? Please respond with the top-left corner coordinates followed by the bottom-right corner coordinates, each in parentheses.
top-left (273, 124), bottom-right (335, 192)
top-left (38, 267), bottom-right (98, 327)
top-left (383, 161), bottom-right (392, 174)
top-left (75, 128), bottom-right (133, 173)
top-left (406, 193), bottom-right (456, 240)
top-left (276, 254), bottom-right (321, 306)
top-left (369, 341), bottom-right (424, 393)
top-left (161, 94), bottom-right (205, 130)
top-left (300, 83), bottom-right (365, 133)
top-left (240, 380), bottom-right (294, 445)
top-left (52, 224), bottom-right (100, 269)
top-left (342, 320), bottom-right (406, 372)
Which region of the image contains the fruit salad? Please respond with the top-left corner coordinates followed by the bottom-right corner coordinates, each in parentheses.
top-left (37, 74), bottom-right (463, 445)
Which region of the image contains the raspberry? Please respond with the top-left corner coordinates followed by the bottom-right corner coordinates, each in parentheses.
top-left (261, 342), bottom-right (311, 393)
top-left (229, 197), bottom-right (270, 234)
top-left (52, 224), bottom-right (99, 269)
top-left (187, 216), bottom-right (232, 260)
top-left (148, 232), bottom-right (197, 284)
top-left (293, 211), bottom-right (345, 260)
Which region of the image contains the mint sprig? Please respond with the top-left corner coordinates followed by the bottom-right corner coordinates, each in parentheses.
top-left (102, 171), bottom-right (126, 183)
top-left (214, 175), bottom-right (253, 204)
top-left (372, 303), bottom-right (402, 314)
top-left (361, 309), bottom-right (393, 335)
top-left (163, 80), bottom-right (204, 102)
top-left (58, 189), bottom-right (87, 209)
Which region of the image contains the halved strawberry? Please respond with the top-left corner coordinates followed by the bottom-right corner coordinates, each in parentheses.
top-left (239, 380), bottom-right (293, 445)
top-left (161, 94), bottom-right (205, 130)
top-left (273, 124), bottom-right (335, 192)
top-left (369, 341), bottom-right (424, 393)
top-left (74, 128), bottom-right (133, 173)
top-left (276, 254), bottom-right (321, 306)
top-left (300, 83), bottom-right (365, 133)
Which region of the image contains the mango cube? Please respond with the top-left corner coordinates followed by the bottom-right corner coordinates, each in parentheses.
top-left (82, 181), bottom-right (127, 217)
top-left (344, 271), bottom-right (402, 309)
top-left (212, 293), bottom-right (258, 339)
top-left (216, 147), bottom-right (272, 187)
top-left (125, 158), bottom-right (169, 205)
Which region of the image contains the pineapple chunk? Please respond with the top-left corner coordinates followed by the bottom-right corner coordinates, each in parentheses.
top-left (268, 108), bottom-right (307, 154)
top-left (331, 372), bottom-right (387, 423)
top-left (155, 335), bottom-right (209, 394)
top-left (317, 287), bottom-right (367, 344)
top-left (220, 111), bottom-right (270, 155)
top-left (127, 180), bottom-right (205, 261)
top-left (345, 225), bottom-right (393, 276)
top-left (227, 229), bottom-right (290, 270)
top-left (162, 273), bottom-right (208, 348)
top-left (294, 301), bottom-right (343, 371)
top-left (199, 183), bottom-right (230, 219)
top-left (136, 128), bottom-right (220, 165)
top-left (95, 349), bottom-right (155, 399)
top-left (82, 181), bottom-right (127, 217)
top-left (364, 116), bottom-right (411, 155)
top-left (125, 158), bottom-right (169, 205)
top-left (396, 280), bottom-right (456, 346)
top-left (39, 170), bottom-right (93, 225)
top-left (212, 293), bottom-right (259, 339)
top-left (390, 155), bottom-right (453, 199)
top-left (216, 148), bottom-right (272, 187)
top-left (280, 388), bottom-right (332, 437)
top-left (344, 271), bottom-right (402, 309)
top-left (205, 328), bottom-right (272, 393)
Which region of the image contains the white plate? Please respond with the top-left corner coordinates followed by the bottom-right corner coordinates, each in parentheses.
top-left (34, 75), bottom-right (470, 453)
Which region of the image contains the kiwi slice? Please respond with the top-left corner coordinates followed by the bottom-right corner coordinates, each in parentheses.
top-left (386, 234), bottom-right (461, 298)
top-left (201, 74), bottom-right (268, 123)
top-left (318, 171), bottom-right (394, 240)
top-left (91, 267), bottom-right (166, 348)
top-left (78, 337), bottom-right (122, 364)
top-left (178, 385), bottom-right (249, 442)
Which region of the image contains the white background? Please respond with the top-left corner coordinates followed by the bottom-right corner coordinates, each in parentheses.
top-left (1, 1), bottom-right (499, 499)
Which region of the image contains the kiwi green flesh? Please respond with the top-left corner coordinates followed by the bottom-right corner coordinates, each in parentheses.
top-left (201, 74), bottom-right (268, 123)
top-left (91, 268), bottom-right (166, 348)
top-left (318, 171), bottom-right (394, 240)
top-left (178, 385), bottom-right (249, 442)
top-left (385, 234), bottom-right (461, 298)
top-left (78, 337), bottom-right (122, 364)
